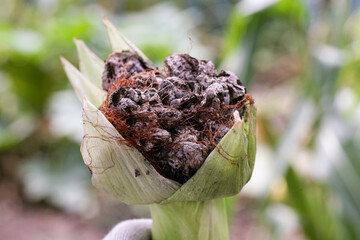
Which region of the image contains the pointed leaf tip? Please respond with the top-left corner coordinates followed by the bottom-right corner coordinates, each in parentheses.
top-left (74, 39), bottom-right (104, 89)
top-left (61, 57), bottom-right (106, 107)
top-left (102, 17), bottom-right (153, 67)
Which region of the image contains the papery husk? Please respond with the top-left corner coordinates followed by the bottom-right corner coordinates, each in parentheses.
top-left (60, 57), bottom-right (106, 108)
top-left (82, 98), bottom-right (181, 204)
top-left (74, 39), bottom-right (104, 89)
top-left (80, 96), bottom-right (255, 204)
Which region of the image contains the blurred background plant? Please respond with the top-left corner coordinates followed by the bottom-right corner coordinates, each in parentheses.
top-left (0, 0), bottom-right (359, 239)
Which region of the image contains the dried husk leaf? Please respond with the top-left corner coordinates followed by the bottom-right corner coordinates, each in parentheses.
top-left (161, 104), bottom-right (256, 203)
top-left (74, 39), bottom-right (104, 89)
top-left (81, 98), bottom-right (180, 204)
top-left (60, 57), bottom-right (106, 108)
top-left (102, 16), bottom-right (153, 67)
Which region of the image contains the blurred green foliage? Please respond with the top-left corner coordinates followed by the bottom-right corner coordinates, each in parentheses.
top-left (1, 0), bottom-right (360, 239)
top-left (222, 0), bottom-right (360, 239)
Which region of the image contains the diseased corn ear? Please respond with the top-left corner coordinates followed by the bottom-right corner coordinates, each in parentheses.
top-left (62, 18), bottom-right (257, 205)
top-left (102, 16), bottom-right (153, 67)
top-left (74, 39), bottom-right (104, 89)
top-left (60, 57), bottom-right (106, 108)
top-left (81, 98), bottom-right (180, 204)
top-left (162, 104), bottom-right (256, 203)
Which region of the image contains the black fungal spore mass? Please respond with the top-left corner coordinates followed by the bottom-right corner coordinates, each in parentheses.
top-left (101, 51), bottom-right (247, 184)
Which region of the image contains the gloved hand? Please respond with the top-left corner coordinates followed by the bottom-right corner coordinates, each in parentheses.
top-left (103, 219), bottom-right (152, 240)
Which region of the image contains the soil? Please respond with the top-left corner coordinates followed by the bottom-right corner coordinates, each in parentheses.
top-left (0, 182), bottom-right (107, 240)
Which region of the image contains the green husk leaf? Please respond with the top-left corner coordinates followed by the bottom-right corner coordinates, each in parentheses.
top-left (150, 198), bottom-right (229, 240)
top-left (102, 16), bottom-right (153, 67)
top-left (74, 39), bottom-right (104, 89)
top-left (60, 57), bottom-right (106, 107)
top-left (162, 104), bottom-right (256, 203)
top-left (81, 98), bottom-right (180, 204)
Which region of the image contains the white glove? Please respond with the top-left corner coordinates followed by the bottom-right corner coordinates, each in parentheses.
top-left (103, 219), bottom-right (152, 240)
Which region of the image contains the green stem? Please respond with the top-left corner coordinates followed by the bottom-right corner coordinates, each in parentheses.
top-left (150, 198), bottom-right (229, 240)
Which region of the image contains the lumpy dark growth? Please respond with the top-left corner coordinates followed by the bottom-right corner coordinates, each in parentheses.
top-left (100, 52), bottom-right (247, 183)
top-left (102, 51), bottom-right (154, 91)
